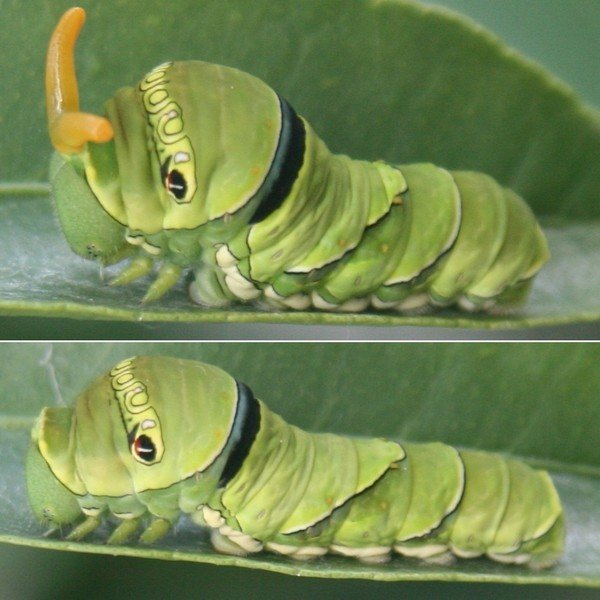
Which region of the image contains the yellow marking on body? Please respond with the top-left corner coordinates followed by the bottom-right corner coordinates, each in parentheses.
top-left (139, 62), bottom-right (197, 204)
top-left (126, 387), bottom-right (149, 407)
top-left (114, 372), bottom-right (134, 386)
top-left (149, 88), bottom-right (168, 105)
top-left (110, 357), bottom-right (164, 464)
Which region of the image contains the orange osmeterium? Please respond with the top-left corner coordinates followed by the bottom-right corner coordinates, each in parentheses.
top-left (46, 6), bottom-right (113, 154)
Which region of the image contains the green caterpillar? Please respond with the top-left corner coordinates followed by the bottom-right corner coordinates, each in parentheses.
top-left (47, 7), bottom-right (549, 313)
top-left (27, 356), bottom-right (564, 568)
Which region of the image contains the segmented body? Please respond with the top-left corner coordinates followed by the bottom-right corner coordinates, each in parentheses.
top-left (52, 60), bottom-right (549, 312)
top-left (28, 357), bottom-right (563, 567)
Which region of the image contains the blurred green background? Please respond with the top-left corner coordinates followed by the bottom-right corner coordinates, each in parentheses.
top-left (1, 0), bottom-right (599, 598)
top-left (426, 0), bottom-right (599, 108)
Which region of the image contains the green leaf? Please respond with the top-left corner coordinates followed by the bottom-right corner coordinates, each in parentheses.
top-left (0, 0), bottom-right (599, 329)
top-left (1, 343), bottom-right (599, 587)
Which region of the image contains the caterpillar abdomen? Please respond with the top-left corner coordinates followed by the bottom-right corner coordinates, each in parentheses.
top-left (192, 159), bottom-right (548, 314)
top-left (47, 9), bottom-right (549, 313)
top-left (27, 356), bottom-right (564, 568)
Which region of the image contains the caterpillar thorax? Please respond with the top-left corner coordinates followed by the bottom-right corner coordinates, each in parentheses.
top-left (48, 8), bottom-right (549, 312)
top-left (28, 356), bottom-right (564, 568)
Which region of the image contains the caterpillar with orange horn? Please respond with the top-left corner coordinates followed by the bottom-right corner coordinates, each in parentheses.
top-left (48, 7), bottom-right (549, 312)
top-left (27, 356), bottom-right (564, 567)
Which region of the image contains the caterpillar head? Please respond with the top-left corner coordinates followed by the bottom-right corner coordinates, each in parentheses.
top-left (50, 152), bottom-right (130, 264)
top-left (26, 409), bottom-right (81, 527)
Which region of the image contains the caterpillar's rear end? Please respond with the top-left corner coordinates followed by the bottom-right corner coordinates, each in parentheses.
top-left (303, 162), bottom-right (550, 314)
top-left (332, 445), bottom-right (564, 568)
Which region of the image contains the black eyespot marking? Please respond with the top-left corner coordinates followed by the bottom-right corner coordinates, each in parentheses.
top-left (166, 169), bottom-right (187, 200)
top-left (133, 434), bottom-right (157, 463)
top-left (160, 157), bottom-right (188, 200)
